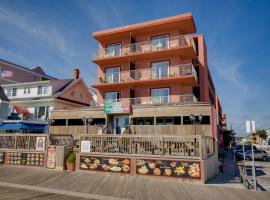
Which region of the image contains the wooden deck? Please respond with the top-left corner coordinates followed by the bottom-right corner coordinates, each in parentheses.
top-left (0, 165), bottom-right (269, 200)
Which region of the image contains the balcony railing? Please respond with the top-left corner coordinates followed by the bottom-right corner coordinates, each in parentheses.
top-left (93, 35), bottom-right (196, 59)
top-left (94, 63), bottom-right (198, 84)
top-left (79, 134), bottom-right (214, 159)
top-left (102, 94), bottom-right (198, 106)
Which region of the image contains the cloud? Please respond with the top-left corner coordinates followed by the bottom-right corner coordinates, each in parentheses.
top-left (74, 0), bottom-right (124, 29)
top-left (0, 5), bottom-right (71, 57)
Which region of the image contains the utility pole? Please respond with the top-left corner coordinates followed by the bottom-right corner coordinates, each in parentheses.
top-left (251, 143), bottom-right (257, 190)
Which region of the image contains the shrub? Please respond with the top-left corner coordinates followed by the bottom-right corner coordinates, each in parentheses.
top-left (66, 152), bottom-right (76, 163)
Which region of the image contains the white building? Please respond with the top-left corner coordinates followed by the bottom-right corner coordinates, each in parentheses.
top-left (2, 69), bottom-right (93, 121)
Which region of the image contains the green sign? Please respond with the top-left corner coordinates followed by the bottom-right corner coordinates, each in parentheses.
top-left (104, 102), bottom-right (130, 114)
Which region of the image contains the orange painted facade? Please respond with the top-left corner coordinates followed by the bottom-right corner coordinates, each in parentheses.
top-left (92, 13), bottom-right (215, 106)
top-left (91, 13), bottom-right (224, 147)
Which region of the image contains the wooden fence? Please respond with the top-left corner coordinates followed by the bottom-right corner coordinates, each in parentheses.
top-left (0, 134), bottom-right (49, 151)
top-left (79, 135), bottom-right (214, 160)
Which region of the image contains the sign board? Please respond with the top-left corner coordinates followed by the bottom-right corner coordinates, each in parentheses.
top-left (246, 121), bottom-right (255, 133)
top-left (81, 141), bottom-right (91, 153)
top-left (36, 137), bottom-right (46, 151)
top-left (47, 146), bottom-right (56, 169)
top-left (104, 102), bottom-right (130, 114)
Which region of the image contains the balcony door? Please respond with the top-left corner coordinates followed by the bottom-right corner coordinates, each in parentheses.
top-left (151, 35), bottom-right (169, 50)
top-left (104, 92), bottom-right (120, 103)
top-left (151, 61), bottom-right (169, 79)
top-left (105, 43), bottom-right (121, 56)
top-left (105, 67), bottom-right (120, 83)
top-left (151, 88), bottom-right (169, 104)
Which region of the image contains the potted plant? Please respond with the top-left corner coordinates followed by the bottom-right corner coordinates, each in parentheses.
top-left (66, 152), bottom-right (76, 171)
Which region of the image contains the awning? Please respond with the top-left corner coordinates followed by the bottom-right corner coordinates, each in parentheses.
top-left (0, 123), bottom-right (47, 131)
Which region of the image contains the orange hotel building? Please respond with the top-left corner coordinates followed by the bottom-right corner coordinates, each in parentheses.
top-left (90, 13), bottom-right (224, 147)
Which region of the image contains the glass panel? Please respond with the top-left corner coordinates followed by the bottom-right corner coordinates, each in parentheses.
top-left (38, 86), bottom-right (43, 95)
top-left (12, 88), bottom-right (17, 96)
top-left (151, 35), bottom-right (169, 50)
top-left (105, 43), bottom-right (121, 56)
top-left (104, 92), bottom-right (118, 103)
top-left (43, 86), bottom-right (49, 94)
top-left (38, 107), bottom-right (45, 118)
top-left (105, 67), bottom-right (120, 83)
top-left (151, 88), bottom-right (169, 104)
top-left (152, 61), bottom-right (169, 79)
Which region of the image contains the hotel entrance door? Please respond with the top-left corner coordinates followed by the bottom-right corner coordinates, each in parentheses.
top-left (113, 115), bottom-right (129, 134)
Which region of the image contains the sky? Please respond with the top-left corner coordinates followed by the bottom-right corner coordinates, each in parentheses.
top-left (0, 0), bottom-right (270, 135)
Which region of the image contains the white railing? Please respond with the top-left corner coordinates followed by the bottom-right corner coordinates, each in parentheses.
top-left (93, 63), bottom-right (198, 84)
top-left (101, 94), bottom-right (198, 106)
top-left (93, 35), bottom-right (195, 59)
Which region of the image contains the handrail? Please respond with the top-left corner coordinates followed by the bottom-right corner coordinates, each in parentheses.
top-left (93, 35), bottom-right (195, 59)
top-left (100, 94), bottom-right (198, 105)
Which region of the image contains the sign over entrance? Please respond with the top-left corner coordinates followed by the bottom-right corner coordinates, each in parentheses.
top-left (104, 102), bottom-right (131, 114)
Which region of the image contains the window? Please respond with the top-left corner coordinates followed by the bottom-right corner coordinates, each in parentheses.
top-left (132, 117), bottom-right (154, 125)
top-left (104, 92), bottom-right (119, 103)
top-left (34, 106), bottom-right (49, 119)
top-left (151, 35), bottom-right (169, 50)
top-left (6, 88), bottom-right (17, 97)
top-left (151, 88), bottom-right (169, 104)
top-left (105, 67), bottom-right (120, 83)
top-left (152, 61), bottom-right (169, 79)
top-left (38, 86), bottom-right (49, 95)
top-left (105, 43), bottom-right (121, 56)
top-left (183, 115), bottom-right (210, 125)
top-left (23, 87), bottom-right (31, 94)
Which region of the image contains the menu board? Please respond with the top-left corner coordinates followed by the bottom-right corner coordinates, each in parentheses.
top-left (5, 152), bottom-right (45, 167)
top-left (80, 156), bottom-right (130, 174)
top-left (0, 152), bottom-right (4, 164)
top-left (136, 159), bottom-right (200, 179)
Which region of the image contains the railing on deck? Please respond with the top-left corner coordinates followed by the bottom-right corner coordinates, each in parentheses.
top-left (100, 94), bottom-right (198, 106)
top-left (79, 135), bottom-right (214, 159)
top-left (129, 125), bottom-right (212, 136)
top-left (93, 35), bottom-right (196, 59)
top-left (94, 63), bottom-right (198, 84)
top-left (0, 134), bottom-right (48, 151)
top-left (49, 126), bottom-right (104, 135)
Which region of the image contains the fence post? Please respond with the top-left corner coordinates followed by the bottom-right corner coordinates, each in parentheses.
top-left (27, 135), bottom-right (31, 150)
top-left (200, 136), bottom-right (203, 159)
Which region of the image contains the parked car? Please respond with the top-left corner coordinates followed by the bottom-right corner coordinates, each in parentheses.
top-left (235, 145), bottom-right (257, 159)
top-left (239, 150), bottom-right (268, 161)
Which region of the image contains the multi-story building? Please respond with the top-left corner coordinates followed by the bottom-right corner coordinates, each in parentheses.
top-left (49, 13), bottom-right (223, 182)
top-left (90, 13), bottom-right (221, 137)
top-left (0, 59), bottom-right (55, 85)
top-left (2, 68), bottom-right (92, 121)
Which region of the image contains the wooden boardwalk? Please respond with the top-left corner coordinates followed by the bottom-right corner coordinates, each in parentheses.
top-left (0, 165), bottom-right (269, 200)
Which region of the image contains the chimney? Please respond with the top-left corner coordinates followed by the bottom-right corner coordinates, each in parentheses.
top-left (73, 67), bottom-right (80, 79)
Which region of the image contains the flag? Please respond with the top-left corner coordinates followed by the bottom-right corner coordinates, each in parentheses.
top-left (14, 105), bottom-right (31, 115)
top-left (0, 69), bottom-right (13, 78)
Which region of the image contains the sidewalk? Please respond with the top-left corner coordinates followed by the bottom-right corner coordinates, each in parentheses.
top-left (0, 165), bottom-right (269, 200)
top-left (207, 149), bottom-right (243, 188)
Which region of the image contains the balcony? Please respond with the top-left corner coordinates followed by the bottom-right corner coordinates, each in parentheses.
top-left (93, 35), bottom-right (197, 65)
top-left (92, 63), bottom-right (198, 89)
top-left (101, 94), bottom-right (198, 106)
